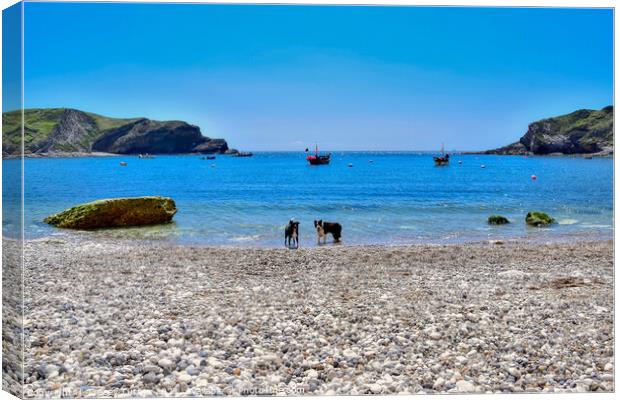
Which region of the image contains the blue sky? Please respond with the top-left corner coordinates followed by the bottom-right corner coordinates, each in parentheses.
top-left (20, 3), bottom-right (613, 151)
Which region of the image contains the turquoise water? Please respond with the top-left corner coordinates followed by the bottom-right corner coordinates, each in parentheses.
top-left (2, 152), bottom-right (614, 246)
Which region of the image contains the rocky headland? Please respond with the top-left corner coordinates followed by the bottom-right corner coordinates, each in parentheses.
top-left (482, 106), bottom-right (613, 156)
top-left (2, 108), bottom-right (232, 157)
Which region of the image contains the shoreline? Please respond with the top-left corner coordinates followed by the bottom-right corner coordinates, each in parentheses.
top-left (19, 227), bottom-right (614, 250)
top-left (4, 236), bottom-right (614, 395)
top-left (3, 151), bottom-right (120, 159)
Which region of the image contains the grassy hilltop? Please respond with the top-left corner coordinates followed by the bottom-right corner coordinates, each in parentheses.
top-left (2, 108), bottom-right (229, 155)
top-left (484, 106), bottom-right (613, 156)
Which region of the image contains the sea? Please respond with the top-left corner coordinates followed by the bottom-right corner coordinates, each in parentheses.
top-left (2, 152), bottom-right (614, 247)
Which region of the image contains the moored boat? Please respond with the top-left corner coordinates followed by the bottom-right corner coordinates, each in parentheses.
top-left (306, 145), bottom-right (331, 165)
top-left (433, 143), bottom-right (450, 166)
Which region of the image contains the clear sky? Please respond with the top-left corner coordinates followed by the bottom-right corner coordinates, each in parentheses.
top-left (21, 3), bottom-right (613, 151)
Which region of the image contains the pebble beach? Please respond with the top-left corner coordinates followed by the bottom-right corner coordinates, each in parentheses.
top-left (3, 237), bottom-right (614, 397)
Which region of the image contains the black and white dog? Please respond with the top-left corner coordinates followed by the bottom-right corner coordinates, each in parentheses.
top-left (314, 220), bottom-right (342, 244)
top-left (284, 219), bottom-right (300, 248)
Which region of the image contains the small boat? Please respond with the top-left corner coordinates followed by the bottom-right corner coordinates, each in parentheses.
top-left (306, 144), bottom-right (331, 165)
top-left (433, 143), bottom-right (450, 166)
top-left (235, 152), bottom-right (253, 157)
top-left (138, 153), bottom-right (155, 159)
top-left (119, 161), bottom-right (127, 166)
top-left (201, 155), bottom-right (216, 160)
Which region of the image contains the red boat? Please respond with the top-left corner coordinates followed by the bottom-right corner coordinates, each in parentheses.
top-left (433, 143), bottom-right (450, 166)
top-left (306, 145), bottom-right (331, 165)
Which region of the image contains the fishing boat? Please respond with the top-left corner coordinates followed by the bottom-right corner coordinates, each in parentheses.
top-left (306, 144), bottom-right (331, 165)
top-left (433, 143), bottom-right (450, 166)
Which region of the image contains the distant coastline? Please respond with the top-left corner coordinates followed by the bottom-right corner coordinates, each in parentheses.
top-left (3, 151), bottom-right (118, 160)
top-left (3, 150), bottom-right (613, 160)
top-left (3, 106), bottom-right (612, 159)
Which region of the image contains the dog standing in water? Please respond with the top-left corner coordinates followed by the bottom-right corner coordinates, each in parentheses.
top-left (314, 220), bottom-right (342, 244)
top-left (284, 219), bottom-right (300, 248)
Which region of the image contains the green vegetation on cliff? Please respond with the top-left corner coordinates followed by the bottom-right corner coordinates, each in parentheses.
top-left (484, 106), bottom-right (613, 156)
top-left (2, 108), bottom-right (228, 155)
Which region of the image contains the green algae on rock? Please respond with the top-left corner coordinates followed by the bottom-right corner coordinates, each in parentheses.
top-left (525, 211), bottom-right (556, 227)
top-left (44, 196), bottom-right (177, 229)
top-left (488, 215), bottom-right (510, 225)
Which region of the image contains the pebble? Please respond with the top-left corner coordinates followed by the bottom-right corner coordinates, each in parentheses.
top-left (306, 369), bottom-right (319, 379)
top-left (157, 358), bottom-right (175, 372)
top-left (367, 383), bottom-right (383, 394)
top-left (429, 331), bottom-right (442, 340)
top-left (455, 380), bottom-right (475, 392)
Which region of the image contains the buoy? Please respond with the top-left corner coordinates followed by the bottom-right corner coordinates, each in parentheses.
top-left (480, 164), bottom-right (485, 169)
top-left (458, 160), bottom-right (462, 164)
top-left (531, 175), bottom-right (537, 180)
top-left (211, 164), bottom-right (216, 168)
top-left (348, 163), bottom-right (353, 168)
top-left (119, 162), bottom-right (127, 166)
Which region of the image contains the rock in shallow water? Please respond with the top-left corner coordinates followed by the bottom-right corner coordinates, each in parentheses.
top-left (488, 215), bottom-right (510, 225)
top-left (525, 211), bottom-right (555, 227)
top-left (44, 196), bottom-right (177, 229)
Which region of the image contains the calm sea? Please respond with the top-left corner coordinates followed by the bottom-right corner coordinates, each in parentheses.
top-left (2, 152), bottom-right (614, 247)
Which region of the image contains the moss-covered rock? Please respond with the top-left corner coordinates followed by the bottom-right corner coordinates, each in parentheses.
top-left (525, 211), bottom-right (555, 227)
top-left (44, 196), bottom-right (177, 229)
top-left (488, 215), bottom-right (510, 225)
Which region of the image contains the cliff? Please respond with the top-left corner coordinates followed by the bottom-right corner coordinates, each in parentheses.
top-left (2, 108), bottom-right (229, 156)
top-left (483, 106), bottom-right (613, 156)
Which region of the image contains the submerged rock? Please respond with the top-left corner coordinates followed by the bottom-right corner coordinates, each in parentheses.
top-left (525, 211), bottom-right (555, 227)
top-left (44, 196), bottom-right (177, 229)
top-left (488, 215), bottom-right (510, 225)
